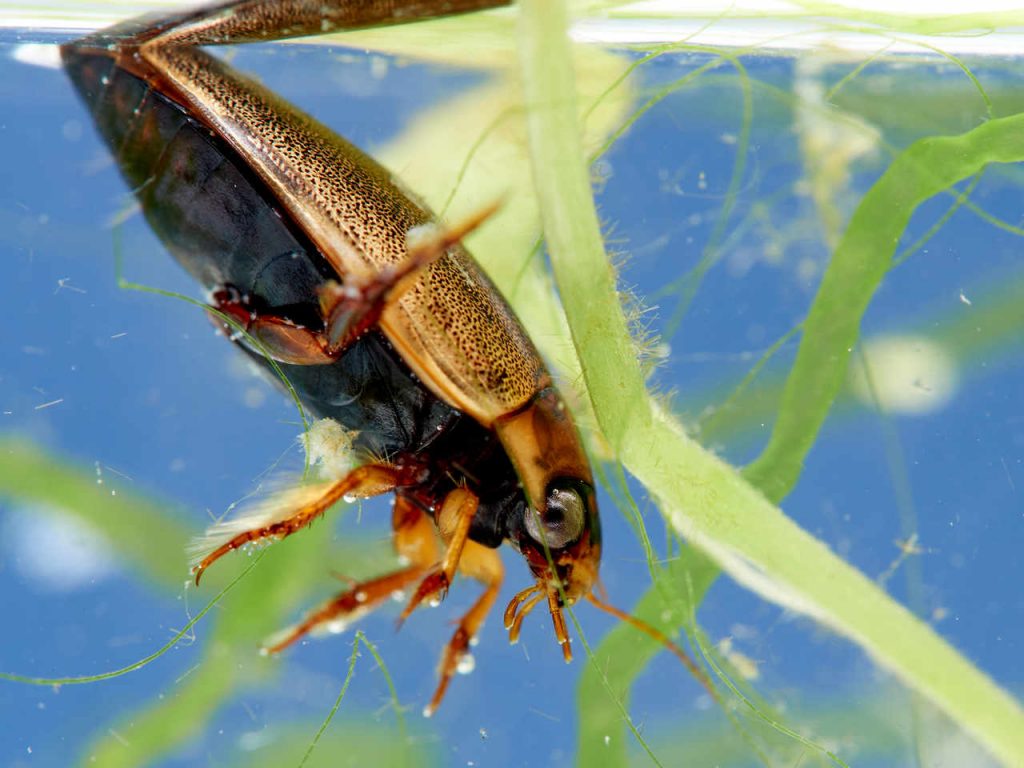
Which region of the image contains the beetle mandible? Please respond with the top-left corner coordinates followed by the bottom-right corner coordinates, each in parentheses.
top-left (61, 0), bottom-right (677, 714)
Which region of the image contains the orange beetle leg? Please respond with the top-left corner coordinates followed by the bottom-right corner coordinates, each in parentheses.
top-left (321, 201), bottom-right (500, 354)
top-left (424, 539), bottom-right (503, 717)
top-left (397, 487), bottom-right (478, 626)
top-left (261, 494), bottom-right (439, 652)
top-left (191, 463), bottom-right (399, 584)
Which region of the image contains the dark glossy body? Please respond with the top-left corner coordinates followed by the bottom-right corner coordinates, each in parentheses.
top-left (61, 4), bottom-right (605, 713)
top-left (63, 45), bottom-right (527, 549)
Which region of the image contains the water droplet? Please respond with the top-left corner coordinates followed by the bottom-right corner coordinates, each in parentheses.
top-left (342, 493), bottom-right (357, 503)
top-left (326, 619), bottom-right (349, 634)
top-left (456, 653), bottom-right (475, 675)
top-left (355, 591), bottom-right (367, 603)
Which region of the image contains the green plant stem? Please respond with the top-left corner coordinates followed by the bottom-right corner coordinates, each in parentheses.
top-left (517, 1), bottom-right (1024, 764)
top-left (744, 111), bottom-right (1024, 502)
top-left (517, 0), bottom-right (649, 452)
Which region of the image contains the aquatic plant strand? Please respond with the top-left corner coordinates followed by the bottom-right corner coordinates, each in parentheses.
top-left (0, 553), bottom-right (265, 686)
top-left (518, 0), bottom-right (1024, 763)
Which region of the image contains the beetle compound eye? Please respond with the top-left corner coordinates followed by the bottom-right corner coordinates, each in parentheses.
top-left (526, 483), bottom-right (586, 550)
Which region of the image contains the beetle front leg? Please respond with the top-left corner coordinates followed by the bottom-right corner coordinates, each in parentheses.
top-left (424, 540), bottom-right (503, 717)
top-left (398, 486), bottom-right (479, 625)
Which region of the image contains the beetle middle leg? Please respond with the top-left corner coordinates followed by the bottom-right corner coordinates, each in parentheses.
top-left (260, 494), bottom-right (439, 653)
top-left (208, 203), bottom-right (498, 365)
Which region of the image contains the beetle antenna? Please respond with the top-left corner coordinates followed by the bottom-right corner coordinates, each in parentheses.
top-left (585, 592), bottom-right (719, 700)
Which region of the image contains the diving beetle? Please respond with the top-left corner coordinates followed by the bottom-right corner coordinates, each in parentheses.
top-left (61, 0), bottom-right (682, 714)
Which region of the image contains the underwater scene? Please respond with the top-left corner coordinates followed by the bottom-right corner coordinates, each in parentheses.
top-left (1, 2), bottom-right (1023, 766)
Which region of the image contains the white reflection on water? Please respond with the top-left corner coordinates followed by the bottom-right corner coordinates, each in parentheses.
top-left (11, 43), bottom-right (61, 70)
top-left (848, 334), bottom-right (959, 416)
top-left (3, 504), bottom-right (117, 591)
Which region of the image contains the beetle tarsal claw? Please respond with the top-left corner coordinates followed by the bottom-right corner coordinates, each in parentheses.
top-left (547, 590), bottom-right (573, 663)
top-left (507, 591), bottom-right (545, 644)
top-left (397, 568), bottom-right (450, 628)
top-left (503, 583), bottom-right (542, 630)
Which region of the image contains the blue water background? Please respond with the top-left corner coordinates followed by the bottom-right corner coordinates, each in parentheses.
top-left (1, 32), bottom-right (1022, 767)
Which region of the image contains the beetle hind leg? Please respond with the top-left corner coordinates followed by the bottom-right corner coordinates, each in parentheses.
top-left (208, 284), bottom-right (339, 365)
top-left (208, 202), bottom-right (498, 364)
top-left (190, 464), bottom-right (400, 583)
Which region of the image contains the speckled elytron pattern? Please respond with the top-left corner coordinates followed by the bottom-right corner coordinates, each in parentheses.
top-left (138, 34), bottom-right (543, 424)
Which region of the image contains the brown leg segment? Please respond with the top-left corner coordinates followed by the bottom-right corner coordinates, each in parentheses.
top-left (548, 590), bottom-right (573, 663)
top-left (207, 204), bottom-right (499, 365)
top-left (262, 495), bottom-right (440, 653)
top-left (208, 285), bottom-right (337, 365)
top-left (320, 201), bottom-right (500, 354)
top-left (398, 487), bottom-right (479, 625)
top-left (424, 539), bottom-right (504, 717)
top-left (192, 463), bottom-right (399, 583)
top-left (260, 489), bottom-right (503, 716)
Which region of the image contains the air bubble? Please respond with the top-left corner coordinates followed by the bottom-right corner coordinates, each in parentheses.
top-left (326, 619), bottom-right (349, 634)
top-left (456, 654), bottom-right (476, 675)
top-left (342, 493), bottom-right (357, 503)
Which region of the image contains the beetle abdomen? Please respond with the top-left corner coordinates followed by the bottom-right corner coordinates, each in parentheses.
top-left (271, 331), bottom-right (463, 458)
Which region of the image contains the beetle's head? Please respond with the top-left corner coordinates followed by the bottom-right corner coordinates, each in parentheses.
top-left (494, 385), bottom-right (602, 660)
top-left (518, 478), bottom-right (601, 603)
top-left (493, 386), bottom-right (604, 660)
top-left (503, 477), bottom-right (602, 661)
